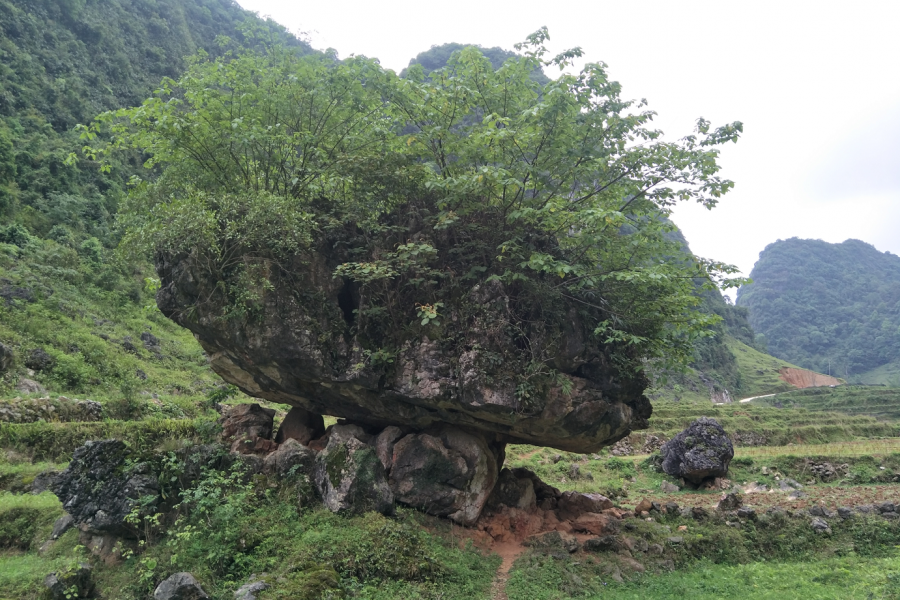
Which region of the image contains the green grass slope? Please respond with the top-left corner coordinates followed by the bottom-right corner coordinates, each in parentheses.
top-left (755, 385), bottom-right (900, 421)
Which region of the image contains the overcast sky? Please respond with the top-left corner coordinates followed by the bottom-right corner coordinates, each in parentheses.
top-left (238, 0), bottom-right (900, 293)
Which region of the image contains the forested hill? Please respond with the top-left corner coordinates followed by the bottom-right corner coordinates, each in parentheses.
top-left (0, 0), bottom-right (309, 401)
top-left (737, 238), bottom-right (900, 380)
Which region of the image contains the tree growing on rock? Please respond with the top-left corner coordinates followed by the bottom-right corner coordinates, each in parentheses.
top-left (80, 30), bottom-right (744, 451)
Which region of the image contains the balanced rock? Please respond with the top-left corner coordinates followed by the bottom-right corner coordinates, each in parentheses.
top-left (314, 425), bottom-right (394, 516)
top-left (660, 417), bottom-right (734, 484)
top-left (389, 425), bottom-right (500, 525)
top-left (155, 253), bottom-right (652, 453)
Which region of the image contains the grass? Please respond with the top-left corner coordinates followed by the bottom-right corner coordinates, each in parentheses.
top-left (601, 555), bottom-right (900, 599)
top-left (725, 336), bottom-right (806, 398)
top-left (854, 359), bottom-right (900, 387)
top-left (754, 386), bottom-right (900, 421)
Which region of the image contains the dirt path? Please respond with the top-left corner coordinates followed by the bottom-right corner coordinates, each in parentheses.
top-left (489, 541), bottom-right (527, 600)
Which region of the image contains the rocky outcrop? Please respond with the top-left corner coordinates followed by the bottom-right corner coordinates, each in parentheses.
top-left (154, 252), bottom-right (651, 453)
top-left (52, 440), bottom-right (161, 537)
top-left (0, 396), bottom-right (102, 423)
top-left (660, 418), bottom-right (734, 484)
top-left (313, 425), bottom-right (394, 516)
top-left (388, 425), bottom-right (501, 525)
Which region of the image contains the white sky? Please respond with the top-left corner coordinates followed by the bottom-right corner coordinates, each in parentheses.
top-left (238, 0), bottom-right (900, 292)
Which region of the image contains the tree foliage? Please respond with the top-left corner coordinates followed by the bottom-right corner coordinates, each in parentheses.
top-left (91, 29), bottom-right (744, 376)
top-left (738, 238), bottom-right (900, 377)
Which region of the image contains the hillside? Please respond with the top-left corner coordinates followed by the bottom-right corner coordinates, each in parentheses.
top-left (736, 238), bottom-right (900, 379)
top-left (0, 0), bottom-right (311, 402)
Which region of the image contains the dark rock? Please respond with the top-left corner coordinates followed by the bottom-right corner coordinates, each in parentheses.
top-left (717, 492), bottom-right (743, 511)
top-left (263, 438), bottom-right (317, 478)
top-left (856, 504), bottom-right (876, 514)
top-left (647, 543), bottom-right (664, 555)
top-left (0, 285), bottom-right (34, 305)
top-left (511, 467), bottom-right (561, 503)
top-left (650, 501), bottom-right (662, 513)
top-left (234, 580), bottom-right (268, 600)
top-left (16, 377), bottom-right (45, 394)
top-left (736, 507), bottom-right (756, 520)
top-left (154, 252), bottom-right (652, 452)
top-left (664, 501), bottom-right (680, 515)
top-left (660, 418), bottom-right (734, 484)
top-left (136, 369), bottom-right (148, 380)
top-left (557, 490), bottom-right (613, 520)
top-left (584, 535), bottom-right (624, 553)
top-left (52, 440), bottom-right (160, 537)
top-left (374, 425), bottom-right (404, 472)
top-left (31, 470), bottom-right (59, 494)
top-left (878, 501), bottom-right (896, 514)
top-left (837, 507), bottom-right (854, 519)
top-left (51, 514), bottom-right (74, 540)
top-left (274, 407), bottom-right (325, 446)
top-left (141, 331), bottom-right (160, 350)
top-left (389, 425), bottom-right (499, 525)
top-left (44, 563), bottom-right (94, 600)
top-left (154, 572), bottom-right (209, 600)
top-left (666, 536), bottom-right (684, 545)
top-left (808, 505), bottom-right (835, 518)
top-left (641, 435), bottom-right (664, 454)
top-left (882, 511), bottom-right (900, 520)
top-left (122, 338), bottom-right (138, 354)
top-left (221, 403), bottom-right (276, 454)
top-left (0, 342), bottom-right (12, 373)
top-left (691, 506), bottom-right (709, 520)
top-left (810, 517), bottom-right (831, 534)
top-left (488, 468), bottom-right (536, 510)
top-left (314, 428), bottom-right (393, 516)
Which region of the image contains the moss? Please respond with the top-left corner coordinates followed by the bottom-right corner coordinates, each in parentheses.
top-left (325, 443), bottom-right (350, 489)
top-left (265, 563), bottom-right (345, 600)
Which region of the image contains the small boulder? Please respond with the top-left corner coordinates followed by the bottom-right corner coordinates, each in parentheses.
top-left (837, 507), bottom-right (854, 519)
top-left (234, 579), bottom-right (268, 600)
top-left (524, 531), bottom-right (579, 553)
top-left (810, 517), bottom-right (831, 534)
top-left (717, 492), bottom-right (743, 511)
top-left (44, 564), bottom-right (94, 600)
top-left (665, 501), bottom-right (680, 515)
top-left (0, 342), bottom-right (12, 373)
top-left (154, 572), bottom-right (209, 600)
top-left (50, 514), bottom-right (74, 540)
top-left (556, 491), bottom-right (613, 520)
top-left (389, 426), bottom-right (499, 525)
top-left (736, 507), bottom-right (757, 520)
top-left (660, 417), bottom-right (734, 484)
top-left (25, 347), bottom-right (53, 371)
top-left (274, 407), bottom-right (325, 446)
top-left (572, 512), bottom-right (620, 536)
top-left (808, 505), bottom-right (835, 518)
top-left (315, 433), bottom-right (393, 516)
top-left (16, 377), bottom-right (45, 394)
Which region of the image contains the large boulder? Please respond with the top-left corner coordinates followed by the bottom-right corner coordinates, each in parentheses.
top-left (155, 252), bottom-right (652, 453)
top-left (660, 417), bottom-right (734, 484)
top-left (388, 425), bottom-right (501, 525)
top-left (314, 426), bottom-right (394, 516)
top-left (52, 440), bottom-right (160, 537)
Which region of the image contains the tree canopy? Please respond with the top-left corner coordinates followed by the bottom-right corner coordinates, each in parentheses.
top-left (87, 29), bottom-right (744, 381)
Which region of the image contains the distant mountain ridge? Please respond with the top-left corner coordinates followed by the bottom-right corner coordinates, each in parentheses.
top-left (737, 238), bottom-right (900, 379)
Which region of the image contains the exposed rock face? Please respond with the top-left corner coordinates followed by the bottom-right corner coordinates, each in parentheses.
top-left (660, 418), bottom-right (734, 484)
top-left (155, 252), bottom-right (651, 453)
top-left (389, 425), bottom-right (501, 525)
top-left (274, 406), bottom-right (325, 445)
top-left (314, 425), bottom-right (394, 516)
top-left (154, 572), bottom-right (209, 600)
top-left (52, 440), bottom-right (160, 537)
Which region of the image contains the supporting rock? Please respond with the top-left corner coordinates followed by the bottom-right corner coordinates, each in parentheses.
top-left (274, 406), bottom-right (325, 446)
top-left (389, 425), bottom-right (500, 526)
top-left (314, 426), bottom-right (394, 516)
